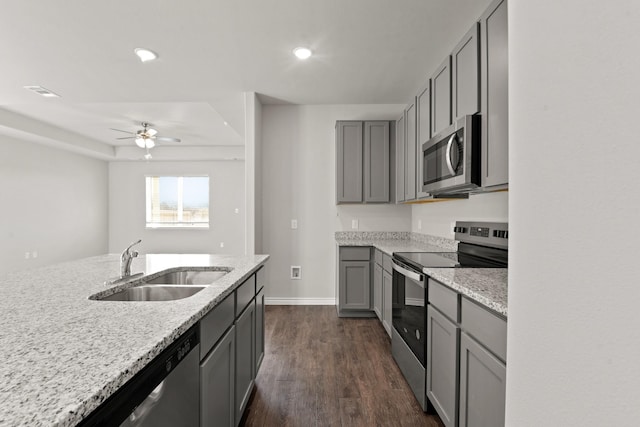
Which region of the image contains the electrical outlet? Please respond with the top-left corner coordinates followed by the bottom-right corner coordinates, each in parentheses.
top-left (418, 219), bottom-right (422, 230)
top-left (220, 242), bottom-right (225, 248)
top-left (291, 219), bottom-right (298, 229)
top-left (291, 266), bottom-right (301, 280)
top-left (24, 252), bottom-right (30, 260)
top-left (32, 251), bottom-right (38, 259)
top-left (351, 219), bottom-right (359, 230)
top-left (234, 208), bottom-right (239, 214)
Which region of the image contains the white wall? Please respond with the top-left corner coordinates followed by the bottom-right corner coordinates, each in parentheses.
top-left (109, 161), bottom-right (245, 255)
top-left (0, 136), bottom-right (108, 274)
top-left (261, 104), bottom-right (411, 303)
top-left (507, 1), bottom-right (640, 425)
top-left (411, 191), bottom-right (508, 238)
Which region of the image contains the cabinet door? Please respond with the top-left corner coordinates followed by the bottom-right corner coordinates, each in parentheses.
top-left (452, 23), bottom-right (480, 119)
top-left (201, 326), bottom-right (235, 427)
top-left (427, 306), bottom-right (459, 427)
top-left (431, 56), bottom-right (452, 135)
top-left (404, 101), bottom-right (417, 201)
top-left (235, 303), bottom-right (256, 425)
top-left (382, 269), bottom-right (393, 338)
top-left (480, 0), bottom-right (509, 187)
top-left (373, 262), bottom-right (383, 320)
top-left (336, 121), bottom-right (363, 203)
top-left (416, 82), bottom-right (431, 199)
top-left (363, 121), bottom-right (390, 202)
top-left (255, 287), bottom-right (265, 374)
top-left (459, 331), bottom-right (506, 427)
top-left (395, 114), bottom-right (405, 203)
top-left (338, 260), bottom-right (371, 310)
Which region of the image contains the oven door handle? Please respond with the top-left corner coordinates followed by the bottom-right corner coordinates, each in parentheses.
top-left (392, 260), bottom-right (425, 284)
top-left (445, 134), bottom-right (457, 176)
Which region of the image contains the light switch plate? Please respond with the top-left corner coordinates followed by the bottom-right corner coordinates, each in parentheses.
top-left (351, 219), bottom-right (359, 230)
top-left (291, 219), bottom-right (298, 229)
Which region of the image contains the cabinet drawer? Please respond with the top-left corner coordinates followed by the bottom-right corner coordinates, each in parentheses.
top-left (200, 293), bottom-right (235, 360)
top-left (429, 280), bottom-right (460, 322)
top-left (461, 297), bottom-right (507, 362)
top-left (374, 249), bottom-right (383, 266)
top-left (339, 247), bottom-right (371, 261)
top-left (382, 253), bottom-right (392, 273)
top-left (236, 274), bottom-right (256, 317)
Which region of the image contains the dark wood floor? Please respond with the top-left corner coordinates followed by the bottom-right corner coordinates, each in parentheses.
top-left (242, 306), bottom-right (444, 427)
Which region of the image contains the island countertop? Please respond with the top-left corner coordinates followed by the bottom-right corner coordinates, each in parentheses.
top-left (0, 253), bottom-right (269, 427)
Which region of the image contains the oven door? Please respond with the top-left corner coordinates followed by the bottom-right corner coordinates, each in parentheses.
top-left (422, 114), bottom-right (480, 195)
top-left (392, 259), bottom-right (427, 366)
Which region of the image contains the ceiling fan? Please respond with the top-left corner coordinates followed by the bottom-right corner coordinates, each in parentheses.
top-left (110, 122), bottom-right (181, 149)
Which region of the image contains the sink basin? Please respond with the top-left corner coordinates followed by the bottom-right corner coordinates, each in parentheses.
top-left (143, 270), bottom-right (229, 285)
top-left (99, 285), bottom-right (207, 301)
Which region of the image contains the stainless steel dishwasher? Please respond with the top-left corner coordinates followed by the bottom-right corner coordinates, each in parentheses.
top-left (79, 326), bottom-right (200, 427)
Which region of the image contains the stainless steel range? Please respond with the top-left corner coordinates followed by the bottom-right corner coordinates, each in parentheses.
top-left (391, 221), bottom-right (508, 411)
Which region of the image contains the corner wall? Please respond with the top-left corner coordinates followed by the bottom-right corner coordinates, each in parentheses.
top-left (261, 104), bottom-right (411, 304)
top-left (0, 136), bottom-right (108, 274)
top-left (507, 0), bottom-right (640, 425)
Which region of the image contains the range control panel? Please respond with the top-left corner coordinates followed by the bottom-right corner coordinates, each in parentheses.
top-left (454, 221), bottom-right (508, 249)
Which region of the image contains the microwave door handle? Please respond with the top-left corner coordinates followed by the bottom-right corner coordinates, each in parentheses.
top-left (445, 134), bottom-right (457, 176)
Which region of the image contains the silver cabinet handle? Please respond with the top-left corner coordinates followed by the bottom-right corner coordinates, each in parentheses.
top-left (392, 260), bottom-right (425, 285)
top-left (445, 134), bottom-right (457, 176)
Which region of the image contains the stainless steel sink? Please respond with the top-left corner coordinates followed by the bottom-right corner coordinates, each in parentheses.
top-left (143, 270), bottom-right (228, 285)
top-left (99, 285), bottom-right (207, 301)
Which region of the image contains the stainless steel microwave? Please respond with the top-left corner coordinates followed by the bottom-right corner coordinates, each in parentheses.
top-left (422, 114), bottom-right (480, 195)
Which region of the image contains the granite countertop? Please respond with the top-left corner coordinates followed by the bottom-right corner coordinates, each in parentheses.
top-left (0, 253), bottom-right (268, 427)
top-left (335, 232), bottom-right (507, 317)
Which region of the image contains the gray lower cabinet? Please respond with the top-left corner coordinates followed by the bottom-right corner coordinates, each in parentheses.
top-left (339, 260), bottom-right (371, 311)
top-left (373, 262), bottom-right (383, 320)
top-left (255, 286), bottom-right (265, 373)
top-left (458, 331), bottom-right (506, 427)
top-left (235, 302), bottom-right (256, 425)
top-left (381, 269), bottom-right (392, 337)
top-left (201, 325), bottom-right (235, 427)
top-left (480, 0), bottom-right (509, 188)
top-left (426, 306), bottom-right (459, 427)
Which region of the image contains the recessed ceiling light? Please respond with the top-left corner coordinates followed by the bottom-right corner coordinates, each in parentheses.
top-left (23, 85), bottom-right (60, 98)
top-left (134, 48), bottom-right (158, 62)
top-left (293, 47), bottom-right (312, 60)
top-left (223, 121), bottom-right (228, 126)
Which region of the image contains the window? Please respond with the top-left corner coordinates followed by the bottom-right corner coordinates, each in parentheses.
top-left (146, 176), bottom-right (209, 228)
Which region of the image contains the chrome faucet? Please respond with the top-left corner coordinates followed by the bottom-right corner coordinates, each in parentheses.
top-left (120, 239), bottom-right (142, 278)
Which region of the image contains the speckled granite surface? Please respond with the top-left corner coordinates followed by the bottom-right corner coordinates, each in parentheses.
top-left (0, 253), bottom-right (268, 427)
top-left (335, 232), bottom-right (507, 317)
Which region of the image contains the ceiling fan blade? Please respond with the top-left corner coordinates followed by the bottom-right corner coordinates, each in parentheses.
top-left (156, 136), bottom-right (181, 143)
top-left (110, 128), bottom-right (135, 134)
top-left (116, 136), bottom-right (135, 140)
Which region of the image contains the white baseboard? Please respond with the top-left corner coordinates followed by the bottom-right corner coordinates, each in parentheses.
top-left (265, 297), bottom-right (336, 306)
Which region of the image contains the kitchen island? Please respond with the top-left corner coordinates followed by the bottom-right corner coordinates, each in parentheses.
top-left (0, 253), bottom-right (268, 427)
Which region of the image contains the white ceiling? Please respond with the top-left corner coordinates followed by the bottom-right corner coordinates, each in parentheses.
top-left (0, 0), bottom-right (491, 160)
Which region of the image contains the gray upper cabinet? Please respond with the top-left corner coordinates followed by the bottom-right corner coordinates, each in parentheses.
top-left (452, 23), bottom-right (480, 120)
top-left (336, 121), bottom-right (363, 203)
top-left (336, 120), bottom-right (394, 204)
top-left (458, 331), bottom-right (506, 427)
top-left (404, 101), bottom-right (417, 201)
top-left (416, 82), bottom-right (431, 199)
top-left (364, 121), bottom-right (390, 202)
top-left (480, 0), bottom-right (509, 188)
top-left (431, 56), bottom-right (452, 136)
top-left (395, 113), bottom-right (406, 203)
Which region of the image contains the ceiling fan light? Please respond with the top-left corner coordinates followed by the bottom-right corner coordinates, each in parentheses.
top-left (146, 128), bottom-right (158, 136)
top-left (135, 137), bottom-right (146, 148)
top-left (134, 48), bottom-right (158, 62)
top-left (146, 139), bottom-right (155, 149)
